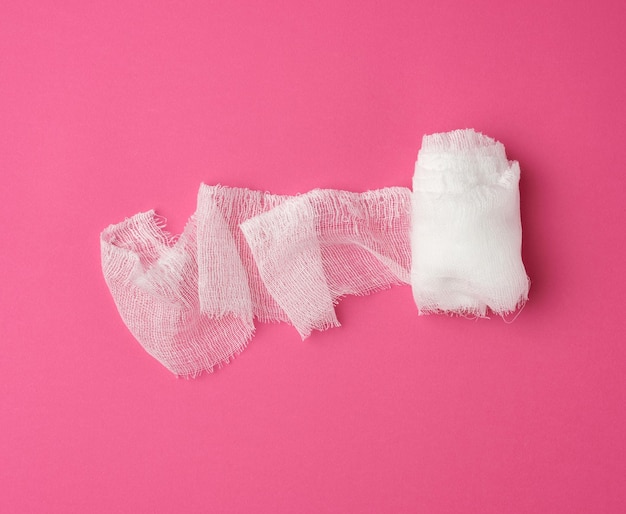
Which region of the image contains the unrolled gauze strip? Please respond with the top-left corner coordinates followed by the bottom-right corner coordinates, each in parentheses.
top-left (101, 185), bottom-right (412, 375)
top-left (411, 129), bottom-right (529, 316)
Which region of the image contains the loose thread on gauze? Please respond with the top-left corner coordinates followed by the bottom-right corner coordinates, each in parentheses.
top-left (101, 129), bottom-right (530, 377)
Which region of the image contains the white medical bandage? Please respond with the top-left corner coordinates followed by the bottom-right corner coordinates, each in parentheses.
top-left (101, 129), bottom-right (529, 377)
top-left (411, 129), bottom-right (529, 316)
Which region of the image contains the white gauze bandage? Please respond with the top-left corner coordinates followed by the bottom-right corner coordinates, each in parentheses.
top-left (240, 187), bottom-right (412, 338)
top-left (411, 129), bottom-right (529, 316)
top-left (101, 128), bottom-right (530, 377)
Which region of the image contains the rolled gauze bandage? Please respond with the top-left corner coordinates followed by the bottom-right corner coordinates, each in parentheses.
top-left (411, 129), bottom-right (529, 316)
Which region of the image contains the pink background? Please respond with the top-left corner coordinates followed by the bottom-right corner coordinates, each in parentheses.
top-left (2, 1), bottom-right (626, 512)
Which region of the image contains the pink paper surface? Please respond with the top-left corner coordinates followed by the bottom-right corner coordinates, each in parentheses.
top-left (2, 1), bottom-right (625, 512)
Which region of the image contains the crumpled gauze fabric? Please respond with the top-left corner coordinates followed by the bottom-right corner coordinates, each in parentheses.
top-left (100, 210), bottom-right (254, 377)
top-left (102, 185), bottom-right (292, 376)
top-left (101, 128), bottom-right (530, 377)
top-left (411, 129), bottom-right (529, 316)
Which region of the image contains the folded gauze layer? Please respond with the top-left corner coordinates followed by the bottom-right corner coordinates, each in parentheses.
top-left (195, 184), bottom-right (290, 324)
top-left (411, 129), bottom-right (529, 316)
